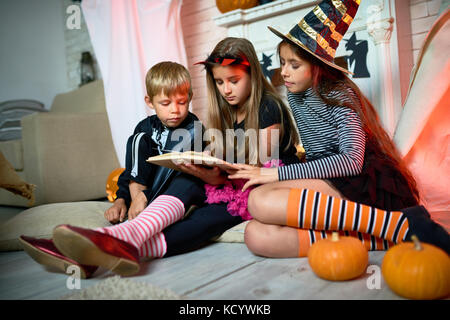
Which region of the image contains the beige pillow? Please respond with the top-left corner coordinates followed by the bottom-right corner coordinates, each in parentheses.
top-left (0, 201), bottom-right (112, 251)
top-left (0, 200), bottom-right (248, 252)
top-left (214, 221), bottom-right (248, 243)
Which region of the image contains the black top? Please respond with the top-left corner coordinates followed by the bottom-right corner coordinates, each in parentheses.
top-left (233, 94), bottom-right (299, 165)
top-left (116, 112), bottom-right (202, 206)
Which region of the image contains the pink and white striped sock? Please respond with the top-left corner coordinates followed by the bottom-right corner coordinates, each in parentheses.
top-left (95, 195), bottom-right (184, 251)
top-left (139, 232), bottom-right (167, 258)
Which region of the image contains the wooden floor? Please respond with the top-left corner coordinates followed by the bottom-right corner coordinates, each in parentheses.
top-left (0, 242), bottom-right (401, 300)
top-left (1, 205), bottom-right (449, 300)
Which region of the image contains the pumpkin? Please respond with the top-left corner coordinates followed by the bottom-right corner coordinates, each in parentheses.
top-left (216, 0), bottom-right (259, 14)
top-left (295, 144), bottom-right (306, 162)
top-left (308, 232), bottom-right (368, 281)
top-left (382, 235), bottom-right (450, 300)
top-left (105, 168), bottom-right (125, 202)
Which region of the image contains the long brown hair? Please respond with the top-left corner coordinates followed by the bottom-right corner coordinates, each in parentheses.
top-left (278, 40), bottom-right (420, 203)
top-left (204, 37), bottom-right (299, 164)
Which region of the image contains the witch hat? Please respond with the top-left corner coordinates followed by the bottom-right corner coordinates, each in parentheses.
top-left (268, 0), bottom-right (360, 74)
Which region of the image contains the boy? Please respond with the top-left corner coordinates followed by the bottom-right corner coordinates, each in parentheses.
top-left (19, 61), bottom-right (204, 278)
top-left (105, 61), bottom-right (202, 223)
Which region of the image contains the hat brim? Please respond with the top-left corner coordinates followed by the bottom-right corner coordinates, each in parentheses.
top-left (268, 26), bottom-right (353, 75)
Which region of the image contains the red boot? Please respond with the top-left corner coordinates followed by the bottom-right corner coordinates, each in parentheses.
top-left (52, 224), bottom-right (140, 277)
top-left (19, 235), bottom-right (98, 279)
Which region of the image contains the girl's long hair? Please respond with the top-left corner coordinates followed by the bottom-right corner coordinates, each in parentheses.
top-left (204, 37), bottom-right (299, 165)
top-left (278, 40), bottom-right (420, 203)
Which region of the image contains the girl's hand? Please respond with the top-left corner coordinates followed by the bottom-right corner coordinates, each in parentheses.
top-left (228, 164), bottom-right (279, 191)
top-left (177, 162), bottom-right (227, 185)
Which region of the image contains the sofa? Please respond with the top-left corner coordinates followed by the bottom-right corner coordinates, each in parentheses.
top-left (0, 80), bottom-right (120, 207)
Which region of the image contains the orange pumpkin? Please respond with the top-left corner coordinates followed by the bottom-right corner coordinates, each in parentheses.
top-left (382, 235), bottom-right (450, 300)
top-left (308, 232), bottom-right (368, 281)
top-left (216, 0), bottom-right (259, 14)
top-left (105, 168), bottom-right (125, 202)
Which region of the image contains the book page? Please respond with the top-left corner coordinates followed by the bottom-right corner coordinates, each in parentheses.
top-left (146, 151), bottom-right (239, 172)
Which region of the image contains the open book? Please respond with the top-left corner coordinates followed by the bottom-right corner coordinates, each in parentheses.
top-left (146, 151), bottom-right (239, 172)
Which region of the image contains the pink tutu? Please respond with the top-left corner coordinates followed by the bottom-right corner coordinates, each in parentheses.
top-left (204, 159), bottom-right (284, 220)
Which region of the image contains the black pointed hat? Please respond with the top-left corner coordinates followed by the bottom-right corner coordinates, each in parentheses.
top-left (268, 0), bottom-right (360, 74)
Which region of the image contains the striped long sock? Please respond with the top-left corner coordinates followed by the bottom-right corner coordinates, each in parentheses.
top-left (287, 189), bottom-right (410, 244)
top-left (96, 195), bottom-right (184, 253)
top-left (139, 232), bottom-right (167, 258)
top-left (296, 229), bottom-right (394, 257)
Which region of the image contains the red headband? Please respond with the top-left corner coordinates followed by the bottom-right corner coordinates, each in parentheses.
top-left (194, 56), bottom-right (250, 67)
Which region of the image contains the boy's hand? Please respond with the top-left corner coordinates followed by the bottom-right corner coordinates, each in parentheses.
top-left (128, 191), bottom-right (148, 221)
top-left (104, 198), bottom-right (127, 223)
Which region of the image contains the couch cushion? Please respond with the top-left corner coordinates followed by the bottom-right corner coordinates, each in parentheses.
top-left (0, 139), bottom-right (23, 170)
top-left (50, 80), bottom-right (106, 114)
top-left (0, 201), bottom-right (113, 251)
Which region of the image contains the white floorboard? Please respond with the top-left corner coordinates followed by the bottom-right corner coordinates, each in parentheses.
top-left (1, 204), bottom-right (448, 300)
top-left (0, 242), bottom-right (404, 300)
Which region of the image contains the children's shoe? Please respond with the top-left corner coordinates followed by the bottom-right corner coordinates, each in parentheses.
top-left (402, 205), bottom-right (450, 254)
top-left (52, 224), bottom-right (140, 277)
top-left (19, 235), bottom-right (98, 279)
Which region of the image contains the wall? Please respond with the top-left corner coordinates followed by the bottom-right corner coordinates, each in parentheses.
top-left (179, 0), bottom-right (448, 124)
top-left (62, 0), bottom-right (100, 91)
top-left (180, 0), bottom-right (227, 123)
top-left (409, 0), bottom-right (445, 64)
top-left (1, 0), bottom-right (445, 115)
top-left (0, 0), bottom-right (69, 110)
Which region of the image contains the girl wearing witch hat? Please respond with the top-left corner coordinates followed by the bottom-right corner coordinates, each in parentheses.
top-left (230, 0), bottom-right (450, 257)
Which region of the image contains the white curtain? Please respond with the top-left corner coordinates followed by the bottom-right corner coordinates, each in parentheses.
top-left (81, 0), bottom-right (187, 166)
top-left (394, 8), bottom-right (450, 212)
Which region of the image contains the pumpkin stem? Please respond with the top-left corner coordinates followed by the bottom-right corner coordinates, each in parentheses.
top-left (411, 235), bottom-right (423, 251)
top-left (331, 232), bottom-right (339, 242)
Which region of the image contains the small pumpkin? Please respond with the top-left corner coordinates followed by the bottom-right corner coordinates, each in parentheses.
top-left (105, 168), bottom-right (125, 202)
top-left (295, 144), bottom-right (306, 162)
top-left (308, 232), bottom-right (368, 281)
top-left (216, 0), bottom-right (259, 14)
top-left (382, 235), bottom-right (450, 300)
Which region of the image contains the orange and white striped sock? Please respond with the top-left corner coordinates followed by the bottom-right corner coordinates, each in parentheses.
top-left (295, 229), bottom-right (394, 257)
top-left (287, 189), bottom-right (409, 244)
top-left (96, 195), bottom-right (184, 254)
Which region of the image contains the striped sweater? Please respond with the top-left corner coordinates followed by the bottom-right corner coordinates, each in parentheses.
top-left (278, 87), bottom-right (366, 180)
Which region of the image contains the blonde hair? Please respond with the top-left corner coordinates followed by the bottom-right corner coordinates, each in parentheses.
top-left (145, 61), bottom-right (193, 101)
top-left (203, 37), bottom-right (299, 164)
